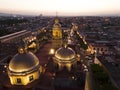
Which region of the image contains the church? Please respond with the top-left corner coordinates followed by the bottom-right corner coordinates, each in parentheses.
top-left (0, 17), bottom-right (85, 90)
top-left (8, 47), bottom-right (42, 85)
top-left (51, 17), bottom-right (79, 71)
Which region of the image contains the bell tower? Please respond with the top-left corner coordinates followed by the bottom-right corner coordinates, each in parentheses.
top-left (52, 18), bottom-right (62, 39)
top-left (52, 15), bottom-right (62, 50)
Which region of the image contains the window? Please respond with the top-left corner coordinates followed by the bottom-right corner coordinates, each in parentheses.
top-left (17, 78), bottom-right (21, 83)
top-left (101, 48), bottom-right (103, 51)
top-left (97, 48), bottom-right (99, 51)
top-left (29, 75), bottom-right (34, 81)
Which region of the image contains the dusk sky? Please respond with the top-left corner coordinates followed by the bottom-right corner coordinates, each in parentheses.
top-left (0, 0), bottom-right (120, 16)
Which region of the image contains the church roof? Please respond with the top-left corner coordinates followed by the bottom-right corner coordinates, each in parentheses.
top-left (9, 51), bottom-right (40, 73)
top-left (55, 47), bottom-right (76, 62)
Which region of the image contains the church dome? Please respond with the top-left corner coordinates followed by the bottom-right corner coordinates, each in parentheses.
top-left (53, 18), bottom-right (61, 29)
top-left (55, 18), bottom-right (59, 23)
top-left (55, 47), bottom-right (75, 61)
top-left (9, 51), bottom-right (40, 73)
top-left (53, 23), bottom-right (61, 28)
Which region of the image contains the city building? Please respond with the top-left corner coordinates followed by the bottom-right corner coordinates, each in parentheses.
top-left (0, 30), bottom-right (31, 43)
top-left (90, 44), bottom-right (109, 55)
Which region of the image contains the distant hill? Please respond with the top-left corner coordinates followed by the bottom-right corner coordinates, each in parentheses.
top-left (0, 12), bottom-right (35, 17)
top-left (0, 13), bottom-right (13, 16)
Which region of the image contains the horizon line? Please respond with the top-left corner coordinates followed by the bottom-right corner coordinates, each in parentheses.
top-left (0, 11), bottom-right (120, 17)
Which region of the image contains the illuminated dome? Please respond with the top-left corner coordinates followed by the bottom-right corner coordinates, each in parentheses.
top-left (8, 48), bottom-right (42, 85)
top-left (53, 18), bottom-right (61, 28)
top-left (9, 52), bottom-right (40, 73)
top-left (55, 18), bottom-right (59, 23)
top-left (53, 23), bottom-right (61, 28)
top-left (55, 47), bottom-right (75, 61)
top-left (54, 46), bottom-right (77, 71)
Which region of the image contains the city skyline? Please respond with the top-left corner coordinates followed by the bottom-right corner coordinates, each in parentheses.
top-left (0, 0), bottom-right (120, 16)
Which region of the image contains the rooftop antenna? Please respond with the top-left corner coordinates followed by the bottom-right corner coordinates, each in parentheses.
top-left (56, 11), bottom-right (58, 18)
top-left (55, 11), bottom-right (59, 23)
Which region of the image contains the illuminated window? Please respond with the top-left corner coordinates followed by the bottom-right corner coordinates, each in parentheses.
top-left (17, 78), bottom-right (21, 83)
top-left (29, 75), bottom-right (34, 81)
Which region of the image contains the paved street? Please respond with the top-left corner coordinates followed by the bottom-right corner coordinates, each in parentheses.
top-left (36, 41), bottom-right (52, 66)
top-left (86, 66), bottom-right (99, 90)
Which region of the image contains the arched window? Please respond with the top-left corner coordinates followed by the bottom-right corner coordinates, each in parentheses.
top-left (29, 75), bottom-right (34, 81)
top-left (17, 78), bottom-right (21, 84)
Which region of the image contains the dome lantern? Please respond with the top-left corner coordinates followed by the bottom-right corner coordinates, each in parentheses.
top-left (18, 47), bottom-right (25, 54)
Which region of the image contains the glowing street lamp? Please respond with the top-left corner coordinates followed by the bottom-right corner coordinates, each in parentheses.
top-left (49, 48), bottom-right (55, 55)
top-left (72, 76), bottom-right (75, 80)
top-left (4, 65), bottom-right (7, 68)
top-left (94, 50), bottom-right (97, 59)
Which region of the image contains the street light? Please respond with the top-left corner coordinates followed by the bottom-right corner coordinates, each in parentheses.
top-left (72, 76), bottom-right (74, 80)
top-left (49, 48), bottom-right (55, 55)
top-left (94, 50), bottom-right (97, 58)
top-left (94, 50), bottom-right (97, 61)
top-left (4, 65), bottom-right (7, 68)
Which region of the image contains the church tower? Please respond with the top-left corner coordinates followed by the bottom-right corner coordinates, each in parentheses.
top-left (52, 17), bottom-right (62, 50)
